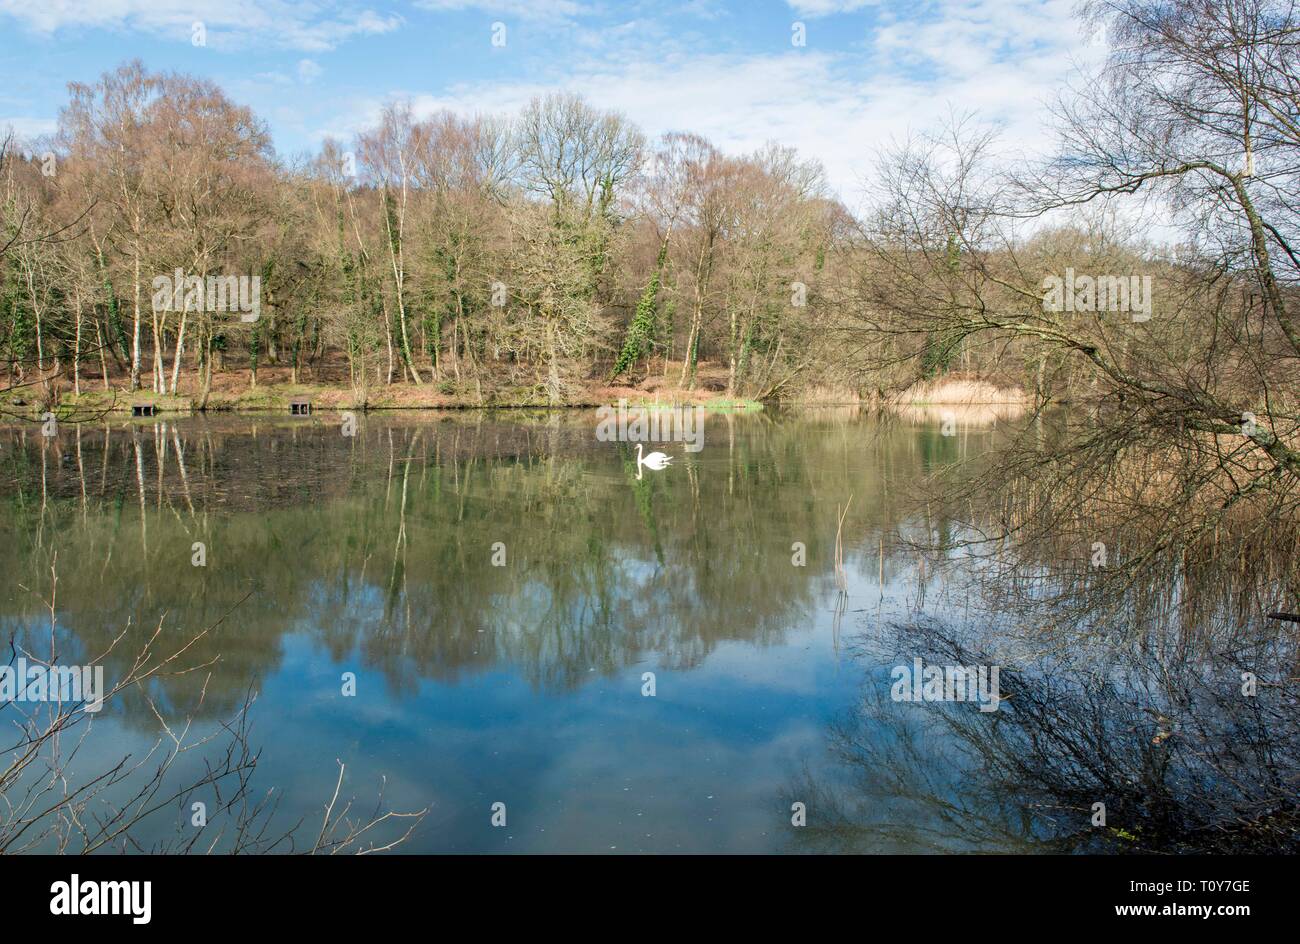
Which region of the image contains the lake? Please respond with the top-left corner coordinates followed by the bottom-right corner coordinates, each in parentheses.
top-left (0, 409), bottom-right (1291, 853)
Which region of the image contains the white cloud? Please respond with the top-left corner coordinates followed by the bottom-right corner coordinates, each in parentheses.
top-left (0, 0), bottom-right (402, 52)
top-left (297, 59), bottom-right (324, 83)
top-left (0, 117), bottom-right (58, 142)
top-left (414, 0), bottom-right (584, 19)
top-left (786, 0), bottom-right (879, 15)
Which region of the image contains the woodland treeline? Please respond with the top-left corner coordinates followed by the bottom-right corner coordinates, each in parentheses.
top-left (0, 62), bottom-right (851, 406)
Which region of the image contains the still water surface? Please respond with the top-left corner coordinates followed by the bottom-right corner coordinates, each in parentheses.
top-left (2, 408), bottom-right (1243, 853)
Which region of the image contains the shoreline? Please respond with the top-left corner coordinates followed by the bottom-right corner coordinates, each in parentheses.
top-left (0, 375), bottom-right (1034, 418)
top-left (0, 397), bottom-right (1037, 420)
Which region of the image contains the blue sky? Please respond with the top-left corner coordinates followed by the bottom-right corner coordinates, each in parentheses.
top-left (0, 0), bottom-right (1101, 202)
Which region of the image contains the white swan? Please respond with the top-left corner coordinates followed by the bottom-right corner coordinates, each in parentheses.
top-left (635, 442), bottom-right (672, 479)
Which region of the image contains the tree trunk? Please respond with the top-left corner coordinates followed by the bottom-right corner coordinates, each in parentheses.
top-left (96, 321), bottom-right (110, 391)
top-left (679, 235), bottom-right (713, 390)
top-left (170, 306), bottom-right (187, 394)
top-left (198, 328), bottom-right (213, 410)
top-left (73, 291), bottom-right (83, 396)
top-left (130, 246), bottom-right (142, 391)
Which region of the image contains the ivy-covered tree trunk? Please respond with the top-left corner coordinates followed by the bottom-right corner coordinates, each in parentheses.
top-left (610, 237), bottom-right (669, 381)
top-left (94, 246), bottom-right (128, 367)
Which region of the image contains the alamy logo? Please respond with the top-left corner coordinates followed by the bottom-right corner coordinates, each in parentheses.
top-left (0, 659), bottom-right (104, 713)
top-left (1042, 268), bottom-right (1151, 322)
top-left (596, 399), bottom-right (704, 452)
top-left (151, 269), bottom-right (261, 322)
top-left (50, 875), bottom-right (151, 925)
top-left (890, 657), bottom-right (1001, 712)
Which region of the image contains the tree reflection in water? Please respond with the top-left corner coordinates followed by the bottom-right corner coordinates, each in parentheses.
top-left (785, 617), bottom-right (1299, 854)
